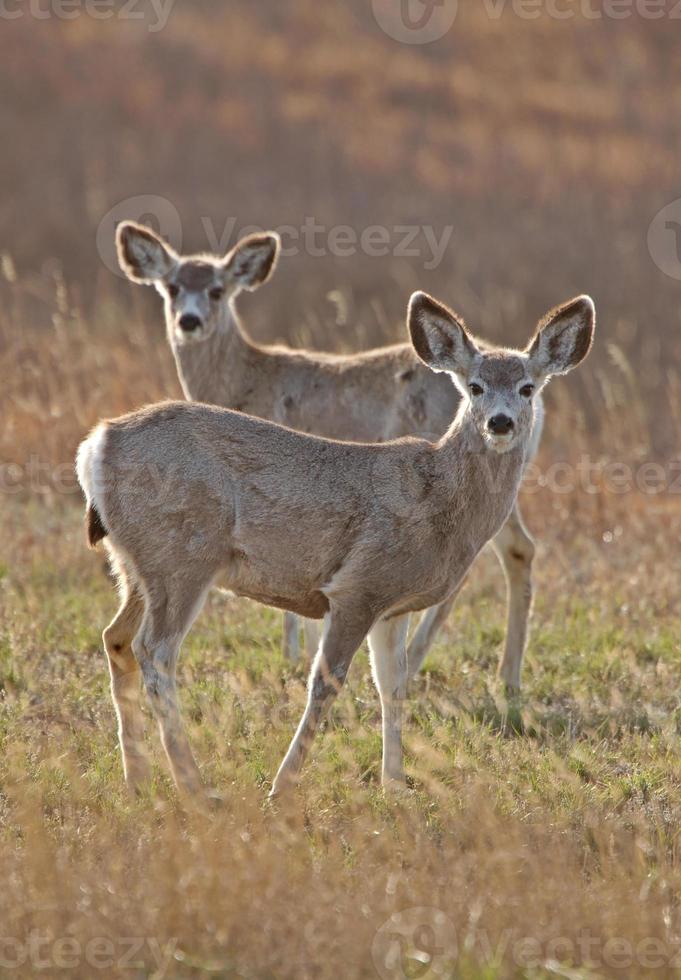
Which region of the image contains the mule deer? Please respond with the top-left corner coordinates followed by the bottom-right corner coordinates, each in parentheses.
top-left (117, 221), bottom-right (543, 688)
top-left (77, 291), bottom-right (594, 799)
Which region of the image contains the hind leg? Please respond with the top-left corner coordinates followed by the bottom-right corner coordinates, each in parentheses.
top-left (282, 615), bottom-right (319, 663)
top-left (303, 618), bottom-right (319, 661)
top-left (407, 588), bottom-right (463, 680)
top-left (133, 573), bottom-right (214, 801)
top-left (492, 503), bottom-right (535, 692)
top-left (102, 559), bottom-right (150, 792)
top-left (282, 611), bottom-right (301, 662)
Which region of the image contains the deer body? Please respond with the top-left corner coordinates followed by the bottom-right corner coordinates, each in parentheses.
top-left (171, 317), bottom-right (458, 441)
top-left (85, 401), bottom-right (524, 622)
top-left (117, 220), bottom-right (543, 683)
top-left (78, 291), bottom-right (594, 800)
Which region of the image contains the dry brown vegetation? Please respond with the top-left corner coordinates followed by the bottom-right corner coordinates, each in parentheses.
top-left (3, 3), bottom-right (681, 977)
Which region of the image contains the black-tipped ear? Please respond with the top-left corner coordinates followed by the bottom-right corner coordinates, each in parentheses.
top-left (527, 295), bottom-right (595, 378)
top-left (408, 291), bottom-right (478, 376)
top-left (116, 221), bottom-right (177, 284)
top-left (225, 232), bottom-right (280, 292)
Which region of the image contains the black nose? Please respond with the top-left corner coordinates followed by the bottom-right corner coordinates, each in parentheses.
top-left (179, 314), bottom-right (202, 332)
top-left (488, 414), bottom-right (514, 435)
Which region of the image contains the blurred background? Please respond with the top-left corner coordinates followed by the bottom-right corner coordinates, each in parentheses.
top-left (3, 0), bottom-right (681, 472)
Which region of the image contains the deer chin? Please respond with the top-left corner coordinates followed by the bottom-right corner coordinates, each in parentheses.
top-left (484, 431), bottom-right (517, 454)
top-left (174, 326), bottom-right (210, 347)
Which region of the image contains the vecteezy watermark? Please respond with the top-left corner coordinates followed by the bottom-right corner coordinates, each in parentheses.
top-left (648, 196), bottom-right (681, 280)
top-left (371, 0), bottom-right (458, 44)
top-left (0, 934), bottom-right (177, 974)
top-left (96, 195), bottom-right (454, 275)
top-left (0, 0), bottom-right (176, 30)
top-left (475, 0), bottom-right (681, 18)
top-left (521, 456), bottom-right (681, 496)
top-left (368, 450), bottom-right (681, 520)
top-left (371, 912), bottom-right (681, 974)
top-left (371, 907), bottom-right (457, 979)
top-left (5, 454), bottom-right (681, 501)
top-left (372, 0), bottom-right (681, 44)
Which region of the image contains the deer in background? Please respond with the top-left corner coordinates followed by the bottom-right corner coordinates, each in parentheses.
top-left (117, 221), bottom-right (542, 689)
top-left (77, 291), bottom-right (594, 800)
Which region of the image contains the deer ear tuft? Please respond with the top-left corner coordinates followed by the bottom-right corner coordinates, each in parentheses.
top-left (408, 291), bottom-right (478, 377)
top-left (116, 222), bottom-right (176, 284)
top-left (226, 233), bottom-right (280, 291)
top-left (527, 295), bottom-right (595, 378)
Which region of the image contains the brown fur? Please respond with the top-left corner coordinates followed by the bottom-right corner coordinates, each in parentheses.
top-left (175, 263), bottom-right (216, 290)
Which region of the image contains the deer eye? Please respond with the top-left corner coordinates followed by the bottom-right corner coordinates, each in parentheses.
top-left (167, 284), bottom-right (179, 299)
top-left (469, 383), bottom-right (483, 396)
top-left (209, 287), bottom-right (225, 301)
top-left (520, 383), bottom-right (534, 398)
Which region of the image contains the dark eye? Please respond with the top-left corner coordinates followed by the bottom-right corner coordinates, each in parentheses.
top-left (167, 284), bottom-right (179, 299)
top-left (209, 287), bottom-right (225, 301)
top-left (520, 384), bottom-right (534, 398)
top-left (469, 383), bottom-right (483, 396)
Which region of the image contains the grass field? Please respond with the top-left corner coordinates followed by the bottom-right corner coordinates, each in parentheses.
top-left (4, 2), bottom-right (681, 977)
top-left (3, 488), bottom-right (681, 979)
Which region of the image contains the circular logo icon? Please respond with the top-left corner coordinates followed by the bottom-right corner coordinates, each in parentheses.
top-left (372, 0), bottom-right (458, 44)
top-left (371, 906), bottom-right (457, 979)
top-left (648, 197), bottom-right (681, 281)
top-left (96, 194), bottom-right (182, 278)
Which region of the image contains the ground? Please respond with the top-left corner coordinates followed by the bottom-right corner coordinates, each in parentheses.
top-left (2, 484), bottom-right (681, 978)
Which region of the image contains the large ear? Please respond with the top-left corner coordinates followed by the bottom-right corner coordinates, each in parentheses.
top-left (224, 232), bottom-right (280, 291)
top-left (408, 291), bottom-right (479, 377)
top-left (116, 221), bottom-right (177, 284)
top-left (527, 295), bottom-right (595, 378)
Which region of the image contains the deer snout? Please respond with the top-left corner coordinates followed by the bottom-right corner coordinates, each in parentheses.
top-left (179, 314), bottom-right (202, 332)
top-left (488, 414), bottom-right (514, 435)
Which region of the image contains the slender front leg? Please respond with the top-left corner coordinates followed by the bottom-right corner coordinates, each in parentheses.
top-left (282, 611), bottom-right (300, 662)
top-left (491, 503), bottom-right (535, 692)
top-left (368, 614), bottom-right (410, 788)
top-left (271, 606), bottom-right (373, 796)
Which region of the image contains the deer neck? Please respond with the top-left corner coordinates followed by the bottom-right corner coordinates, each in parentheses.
top-left (169, 301), bottom-right (259, 407)
top-left (435, 408), bottom-right (528, 541)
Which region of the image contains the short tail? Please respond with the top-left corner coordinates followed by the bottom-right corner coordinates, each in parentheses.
top-left (76, 423), bottom-right (109, 549)
top-left (86, 504), bottom-right (108, 548)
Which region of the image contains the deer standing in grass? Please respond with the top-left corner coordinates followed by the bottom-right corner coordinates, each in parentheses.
top-left (117, 221), bottom-right (542, 688)
top-left (77, 291), bottom-right (594, 800)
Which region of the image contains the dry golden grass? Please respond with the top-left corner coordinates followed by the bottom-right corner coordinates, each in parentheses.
top-left (2, 261), bottom-right (681, 977)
